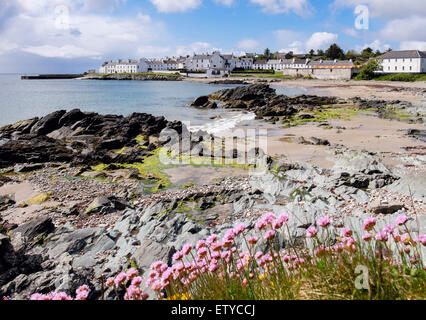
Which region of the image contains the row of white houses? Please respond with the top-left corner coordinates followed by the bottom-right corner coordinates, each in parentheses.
top-left (97, 50), bottom-right (426, 78)
top-left (98, 52), bottom-right (255, 74)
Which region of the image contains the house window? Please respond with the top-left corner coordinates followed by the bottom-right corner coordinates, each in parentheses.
top-left (402, 66), bottom-right (405, 71)
top-left (395, 66), bottom-right (397, 71)
top-left (410, 66), bottom-right (412, 71)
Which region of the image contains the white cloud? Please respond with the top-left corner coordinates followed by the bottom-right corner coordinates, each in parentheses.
top-left (276, 31), bottom-right (338, 54)
top-left (279, 41), bottom-right (304, 54)
top-left (0, 1), bottom-right (167, 62)
top-left (237, 39), bottom-right (260, 50)
top-left (355, 40), bottom-right (390, 53)
top-left (0, 39), bottom-right (18, 55)
top-left (176, 42), bottom-right (221, 56)
top-left (306, 32), bottom-right (338, 50)
top-left (332, 0), bottom-right (426, 19)
top-left (22, 45), bottom-right (100, 59)
top-left (250, 0), bottom-right (313, 17)
top-left (213, 0), bottom-right (235, 6)
top-left (380, 16), bottom-right (426, 42)
top-left (400, 41), bottom-right (426, 51)
top-left (149, 0), bottom-right (202, 13)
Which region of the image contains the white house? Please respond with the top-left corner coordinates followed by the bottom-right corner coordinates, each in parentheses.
top-left (235, 57), bottom-right (253, 69)
top-left (185, 51), bottom-right (236, 72)
top-left (99, 59), bottom-right (149, 74)
top-left (379, 50), bottom-right (426, 73)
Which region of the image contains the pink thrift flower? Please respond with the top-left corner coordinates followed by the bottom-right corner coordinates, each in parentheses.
top-left (343, 228), bottom-right (352, 237)
top-left (209, 263), bottom-right (219, 273)
top-left (264, 230), bottom-right (275, 240)
top-left (196, 240), bottom-right (206, 250)
top-left (375, 231), bottom-right (389, 242)
top-left (248, 236), bottom-right (258, 245)
top-left (210, 242), bottom-right (222, 252)
top-left (255, 217), bottom-right (267, 231)
top-left (401, 233), bottom-right (411, 245)
top-left (363, 217), bottom-right (376, 231)
top-left (206, 234), bottom-right (218, 245)
top-left (317, 216), bottom-right (331, 228)
top-left (395, 214), bottom-right (409, 226)
top-left (306, 226), bottom-right (318, 238)
top-left (383, 224), bottom-right (395, 234)
top-left (114, 272), bottom-right (128, 287)
top-left (242, 279), bottom-right (248, 287)
top-left (106, 277), bottom-right (115, 287)
top-left (418, 234), bottom-right (426, 246)
top-left (150, 261), bottom-right (163, 270)
top-left (132, 276), bottom-right (143, 286)
top-left (234, 223), bottom-right (246, 235)
top-left (182, 244), bottom-right (192, 256)
top-left (172, 251), bottom-right (184, 262)
top-left (197, 247), bottom-right (207, 258)
top-left (126, 268), bottom-right (138, 280)
top-left (255, 251), bottom-right (263, 260)
top-left (362, 234), bottom-right (372, 242)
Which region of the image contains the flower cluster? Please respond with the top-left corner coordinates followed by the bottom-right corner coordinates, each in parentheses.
top-left (30, 285), bottom-right (90, 301)
top-left (106, 268), bottom-right (149, 300)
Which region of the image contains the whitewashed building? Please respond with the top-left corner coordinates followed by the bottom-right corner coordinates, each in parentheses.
top-left (235, 57), bottom-right (253, 69)
top-left (379, 50), bottom-right (426, 73)
top-left (99, 59), bottom-right (149, 74)
top-left (185, 51), bottom-right (236, 72)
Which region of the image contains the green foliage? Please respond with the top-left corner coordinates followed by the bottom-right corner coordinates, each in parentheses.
top-left (325, 43), bottom-right (345, 60)
top-left (356, 59), bottom-right (382, 80)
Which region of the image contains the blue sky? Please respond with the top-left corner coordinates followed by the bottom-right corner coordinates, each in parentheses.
top-left (0, 0), bottom-right (425, 73)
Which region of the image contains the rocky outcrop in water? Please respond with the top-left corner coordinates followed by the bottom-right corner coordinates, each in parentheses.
top-left (189, 84), bottom-right (341, 119)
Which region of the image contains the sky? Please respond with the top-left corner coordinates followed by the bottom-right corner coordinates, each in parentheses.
top-left (0, 0), bottom-right (425, 73)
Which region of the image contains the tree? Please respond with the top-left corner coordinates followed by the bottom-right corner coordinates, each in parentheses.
top-left (325, 44), bottom-right (345, 60)
top-left (264, 48), bottom-right (271, 59)
top-left (346, 50), bottom-right (359, 60)
top-left (285, 51), bottom-right (294, 59)
top-left (357, 59), bottom-right (382, 80)
top-left (361, 47), bottom-right (374, 58)
top-left (309, 49), bottom-right (315, 57)
top-left (317, 49), bottom-right (324, 56)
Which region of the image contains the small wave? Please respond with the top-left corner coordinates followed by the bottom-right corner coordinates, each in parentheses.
top-left (189, 111), bottom-right (256, 135)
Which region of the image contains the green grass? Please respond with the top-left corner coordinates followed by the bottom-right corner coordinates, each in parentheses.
top-left (230, 71), bottom-right (292, 80)
top-left (369, 73), bottom-right (426, 82)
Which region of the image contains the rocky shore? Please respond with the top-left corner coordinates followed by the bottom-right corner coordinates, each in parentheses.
top-left (1, 84), bottom-right (425, 299)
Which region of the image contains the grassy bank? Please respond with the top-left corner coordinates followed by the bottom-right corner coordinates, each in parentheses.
top-left (370, 73), bottom-right (426, 82)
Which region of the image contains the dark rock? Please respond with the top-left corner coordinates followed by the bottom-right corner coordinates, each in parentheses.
top-left (14, 163), bottom-right (43, 173)
top-left (30, 110), bottom-right (66, 136)
top-left (372, 204), bottom-right (405, 215)
top-left (310, 137), bottom-right (330, 146)
top-left (58, 109), bottom-right (86, 127)
top-left (10, 217), bottom-right (55, 252)
top-left (85, 196), bottom-right (128, 215)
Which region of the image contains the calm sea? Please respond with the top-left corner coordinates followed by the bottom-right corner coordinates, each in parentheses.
top-left (0, 74), bottom-right (305, 133)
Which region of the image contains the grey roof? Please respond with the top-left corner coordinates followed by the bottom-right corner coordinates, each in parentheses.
top-left (253, 60), bottom-right (267, 65)
top-left (380, 50), bottom-right (426, 59)
top-left (193, 54), bottom-right (211, 60)
top-left (222, 54), bottom-right (234, 60)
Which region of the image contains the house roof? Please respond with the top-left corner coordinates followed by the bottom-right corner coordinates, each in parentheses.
top-left (380, 50), bottom-right (426, 59)
top-left (253, 60), bottom-right (267, 64)
top-left (193, 54), bottom-right (211, 60)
